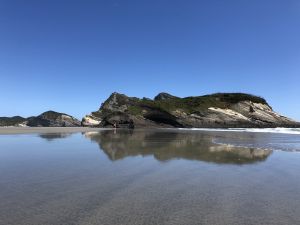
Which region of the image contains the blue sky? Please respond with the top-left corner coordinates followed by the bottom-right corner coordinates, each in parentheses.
top-left (0, 0), bottom-right (299, 120)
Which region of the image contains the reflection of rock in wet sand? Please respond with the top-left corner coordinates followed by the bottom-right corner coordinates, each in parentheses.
top-left (84, 129), bottom-right (272, 164)
top-left (38, 133), bottom-right (73, 141)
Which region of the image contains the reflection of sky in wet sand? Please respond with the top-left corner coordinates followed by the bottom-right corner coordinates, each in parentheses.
top-left (211, 131), bottom-right (300, 152)
top-left (84, 129), bottom-right (272, 164)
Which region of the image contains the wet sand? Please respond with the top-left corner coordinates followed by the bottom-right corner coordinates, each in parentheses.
top-left (1, 129), bottom-right (300, 225)
top-left (0, 127), bottom-right (111, 134)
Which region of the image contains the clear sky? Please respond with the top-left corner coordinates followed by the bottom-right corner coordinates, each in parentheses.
top-left (0, 0), bottom-right (299, 120)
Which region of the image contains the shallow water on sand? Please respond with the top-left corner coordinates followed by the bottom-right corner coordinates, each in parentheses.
top-left (0, 129), bottom-right (300, 225)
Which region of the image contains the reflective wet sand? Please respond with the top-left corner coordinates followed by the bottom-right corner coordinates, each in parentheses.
top-left (0, 129), bottom-right (300, 225)
top-left (0, 127), bottom-right (108, 134)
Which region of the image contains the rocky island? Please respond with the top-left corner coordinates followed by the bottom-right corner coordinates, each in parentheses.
top-left (82, 92), bottom-right (299, 128)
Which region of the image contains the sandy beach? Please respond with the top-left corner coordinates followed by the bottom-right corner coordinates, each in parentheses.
top-left (1, 129), bottom-right (300, 225)
top-left (0, 127), bottom-right (110, 135)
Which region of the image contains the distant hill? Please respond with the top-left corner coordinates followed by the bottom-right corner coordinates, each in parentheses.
top-left (82, 92), bottom-right (299, 128)
top-left (0, 111), bottom-right (80, 127)
top-left (0, 116), bottom-right (26, 126)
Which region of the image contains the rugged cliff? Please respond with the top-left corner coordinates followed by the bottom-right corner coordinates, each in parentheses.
top-left (82, 92), bottom-right (299, 128)
top-left (0, 111), bottom-right (80, 127)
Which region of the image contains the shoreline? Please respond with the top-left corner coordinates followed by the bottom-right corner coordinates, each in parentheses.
top-left (0, 126), bottom-right (299, 135)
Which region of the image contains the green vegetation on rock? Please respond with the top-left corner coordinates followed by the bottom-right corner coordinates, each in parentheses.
top-left (85, 91), bottom-right (298, 128)
top-left (0, 116), bottom-right (26, 126)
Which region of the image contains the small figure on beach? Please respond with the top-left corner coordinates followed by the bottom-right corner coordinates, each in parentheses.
top-left (113, 122), bottom-right (117, 134)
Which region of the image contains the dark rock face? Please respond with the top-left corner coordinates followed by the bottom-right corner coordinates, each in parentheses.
top-left (0, 111), bottom-right (80, 127)
top-left (100, 111), bottom-right (135, 128)
top-left (143, 110), bottom-right (182, 127)
top-left (82, 92), bottom-right (300, 128)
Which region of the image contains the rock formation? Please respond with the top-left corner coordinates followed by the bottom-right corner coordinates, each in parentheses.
top-left (0, 111), bottom-right (80, 127)
top-left (1, 92), bottom-right (298, 128)
top-left (0, 116), bottom-right (27, 127)
top-left (82, 92), bottom-right (299, 128)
